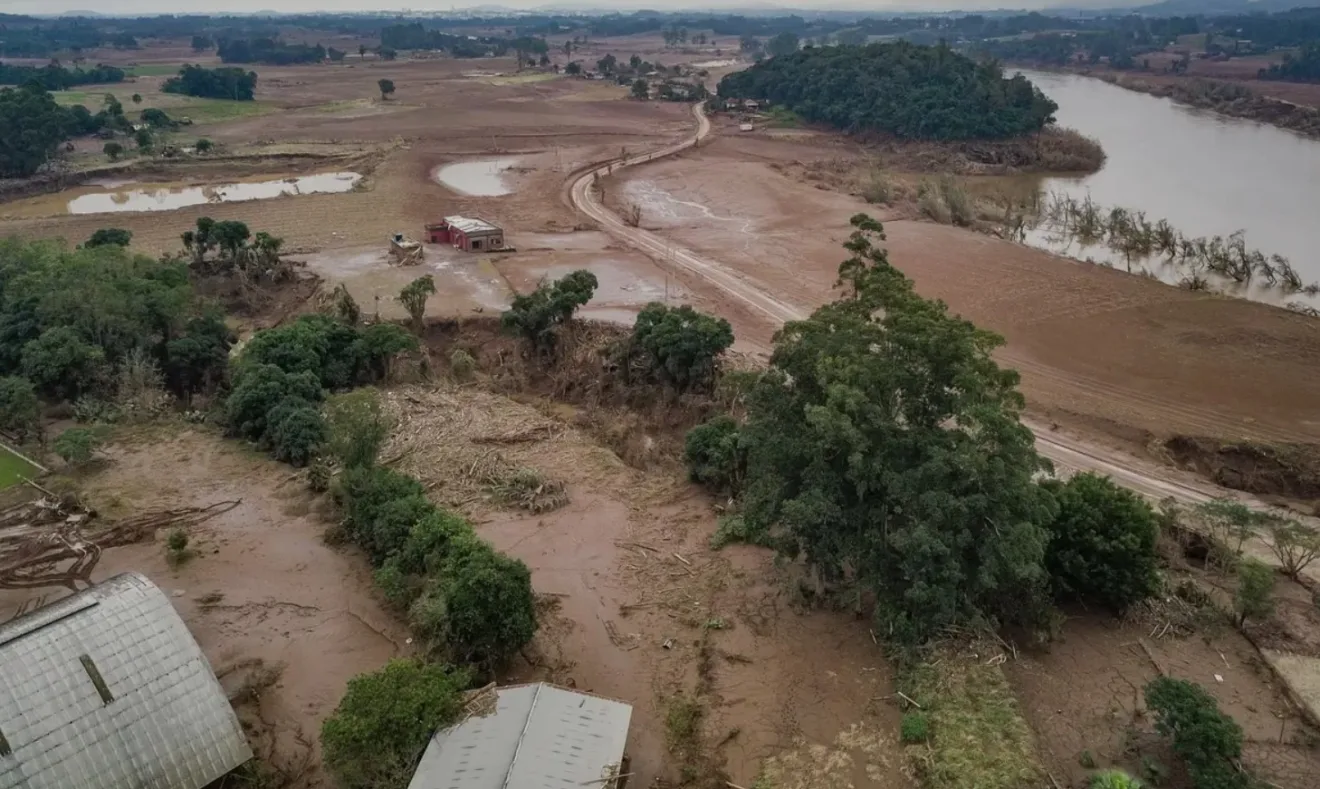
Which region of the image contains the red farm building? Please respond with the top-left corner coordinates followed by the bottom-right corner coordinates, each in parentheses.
top-left (424, 216), bottom-right (506, 252)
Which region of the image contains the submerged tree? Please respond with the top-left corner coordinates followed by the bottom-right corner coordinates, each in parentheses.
top-left (734, 214), bottom-right (1056, 644)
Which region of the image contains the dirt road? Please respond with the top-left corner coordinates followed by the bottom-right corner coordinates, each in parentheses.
top-left (570, 102), bottom-right (1269, 511)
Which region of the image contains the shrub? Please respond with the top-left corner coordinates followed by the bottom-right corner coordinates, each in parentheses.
top-left (918, 182), bottom-right (952, 224)
top-left (1144, 677), bottom-right (1249, 789)
top-left (937, 175), bottom-right (974, 227)
top-left (394, 509), bottom-right (474, 575)
top-left (364, 494), bottom-right (435, 566)
top-left (373, 562), bottom-right (419, 610)
top-left (1043, 473), bottom-right (1161, 612)
top-left (900, 711), bottom-right (930, 744)
top-left (627, 303), bottom-right (734, 392)
top-left (861, 170), bottom-right (892, 204)
top-left (53, 427), bottom-right (103, 464)
top-left (195, 138), bottom-right (213, 153)
top-left (1090, 770), bottom-right (1143, 789)
top-left (321, 658), bottom-right (471, 789)
top-left (334, 465), bottom-right (428, 560)
top-left (85, 228), bottom-right (132, 248)
top-left (103, 141), bottom-right (124, 160)
top-left (166, 528), bottom-right (189, 553)
top-left (501, 270), bottom-right (598, 355)
top-left (423, 543), bottom-right (537, 668)
top-left (265, 402), bottom-right (327, 466)
top-left (21, 326), bottom-right (106, 401)
top-left (684, 415), bottom-right (744, 495)
top-left (0, 376), bottom-right (41, 441)
top-left (1234, 558), bottom-right (1275, 626)
top-left (224, 364), bottom-right (324, 441)
top-left (449, 349), bottom-right (476, 381)
top-left (324, 389), bottom-right (392, 469)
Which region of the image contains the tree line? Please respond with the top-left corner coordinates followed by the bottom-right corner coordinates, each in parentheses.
top-left (379, 23), bottom-right (511, 58)
top-left (0, 61), bottom-right (125, 89)
top-left (1259, 41), bottom-right (1320, 82)
top-left (718, 41), bottom-right (1058, 141)
top-left (162, 65), bottom-right (257, 101)
top-left (217, 37), bottom-right (325, 65)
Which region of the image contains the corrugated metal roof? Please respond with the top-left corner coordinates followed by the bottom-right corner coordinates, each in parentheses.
top-left (444, 215), bottom-right (502, 235)
top-left (0, 573), bottom-right (252, 789)
top-left (408, 682), bottom-right (631, 789)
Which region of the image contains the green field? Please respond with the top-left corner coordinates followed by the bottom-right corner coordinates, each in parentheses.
top-left (125, 63), bottom-right (185, 77)
top-left (0, 445), bottom-right (38, 490)
top-left (51, 88), bottom-right (276, 125)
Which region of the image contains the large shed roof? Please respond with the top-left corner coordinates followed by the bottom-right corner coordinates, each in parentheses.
top-left (408, 682), bottom-right (631, 789)
top-left (0, 573), bottom-right (252, 789)
top-left (444, 215), bottom-right (502, 235)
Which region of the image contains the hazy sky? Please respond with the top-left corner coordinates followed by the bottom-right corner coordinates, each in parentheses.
top-left (0, 1), bottom-right (1132, 17)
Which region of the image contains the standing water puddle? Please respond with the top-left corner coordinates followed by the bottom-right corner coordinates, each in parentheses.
top-left (65, 172), bottom-right (362, 214)
top-left (434, 157), bottom-right (519, 196)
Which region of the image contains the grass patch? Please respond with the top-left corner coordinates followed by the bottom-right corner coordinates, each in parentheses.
top-left (763, 105), bottom-right (802, 128)
top-left (0, 445), bottom-right (39, 490)
top-left (126, 64), bottom-right (184, 77)
top-left (50, 88), bottom-right (275, 124)
top-left (482, 72), bottom-right (561, 86)
top-left (665, 695), bottom-right (704, 751)
top-left (900, 652), bottom-right (1044, 789)
top-left (175, 98), bottom-right (276, 124)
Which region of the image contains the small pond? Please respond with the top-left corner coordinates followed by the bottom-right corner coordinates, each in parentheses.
top-left (433, 157), bottom-right (520, 197)
top-left (65, 172), bottom-right (362, 215)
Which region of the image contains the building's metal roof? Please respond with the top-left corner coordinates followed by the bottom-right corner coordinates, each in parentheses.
top-left (0, 573), bottom-right (252, 789)
top-left (443, 215), bottom-right (502, 235)
top-left (408, 682), bottom-right (631, 789)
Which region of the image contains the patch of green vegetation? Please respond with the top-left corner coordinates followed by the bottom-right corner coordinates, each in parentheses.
top-left (126, 64), bottom-right (184, 77)
top-left (901, 711), bottom-right (931, 744)
top-left (664, 695), bottom-right (704, 750)
top-left (763, 105), bottom-right (801, 128)
top-left (174, 98), bottom-right (276, 124)
top-left (901, 655), bottom-right (1044, 789)
top-left (50, 88), bottom-right (275, 125)
top-left (0, 445), bottom-right (39, 489)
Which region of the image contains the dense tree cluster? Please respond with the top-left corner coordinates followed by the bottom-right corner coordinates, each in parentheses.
top-left (718, 42), bottom-right (1058, 140)
top-left (621, 302), bottom-right (733, 393)
top-left (162, 65), bottom-right (257, 100)
top-left (0, 84), bottom-right (73, 177)
top-left (683, 216), bottom-right (1167, 645)
top-left (379, 23), bottom-right (510, 57)
top-left (1145, 677), bottom-right (1250, 789)
top-left (1260, 41), bottom-right (1320, 82)
top-left (501, 269), bottom-right (598, 356)
top-left (0, 61), bottom-right (125, 89)
top-left (217, 37), bottom-right (325, 65)
top-left (0, 237), bottom-right (233, 432)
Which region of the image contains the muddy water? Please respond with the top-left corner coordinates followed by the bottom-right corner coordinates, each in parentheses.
top-left (434, 157), bottom-right (520, 196)
top-left (1017, 69), bottom-right (1320, 285)
top-left (63, 172), bottom-right (362, 215)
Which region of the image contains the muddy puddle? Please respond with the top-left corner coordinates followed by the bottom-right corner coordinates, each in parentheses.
top-left (295, 245), bottom-right (511, 318)
top-left (0, 172), bottom-right (362, 219)
top-left (433, 157), bottom-right (520, 197)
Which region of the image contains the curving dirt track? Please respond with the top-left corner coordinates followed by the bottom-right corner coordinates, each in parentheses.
top-left (569, 102), bottom-right (1284, 511)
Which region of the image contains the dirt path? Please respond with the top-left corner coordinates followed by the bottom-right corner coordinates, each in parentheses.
top-left (566, 103), bottom-right (1290, 516)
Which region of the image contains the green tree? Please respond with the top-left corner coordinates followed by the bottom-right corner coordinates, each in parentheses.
top-left (224, 363), bottom-right (324, 442)
top-left (1266, 518), bottom-right (1320, 581)
top-left (321, 658), bottom-right (471, 789)
top-left (325, 389), bottom-right (392, 469)
top-left (53, 426), bottom-right (103, 464)
top-left (1043, 472), bottom-right (1161, 612)
top-left (413, 542), bottom-right (537, 668)
top-left (631, 78), bottom-right (649, 99)
top-left (140, 108), bottom-right (171, 128)
top-left (0, 83), bottom-right (73, 177)
top-left (766, 31), bottom-right (800, 57)
top-left (1144, 677), bottom-right (1249, 789)
top-left (265, 401), bottom-right (327, 466)
top-left (133, 127), bottom-right (152, 151)
top-left (84, 228), bottom-right (132, 248)
top-left (684, 415), bottom-right (744, 495)
top-left (377, 78), bottom-right (396, 100)
top-left (378, 47), bottom-right (397, 61)
top-left (334, 465), bottom-right (428, 562)
top-left (500, 270), bottom-right (597, 356)
top-left (195, 138), bottom-right (213, 153)
top-left (0, 376), bottom-right (41, 441)
top-left (21, 327), bottom-right (105, 401)
top-left (356, 322), bottom-right (418, 382)
top-left (102, 141), bottom-right (123, 160)
top-left (397, 275), bottom-right (435, 333)
top-left (1234, 558), bottom-right (1275, 625)
top-left (565, 61), bottom-right (582, 75)
top-left (735, 215), bottom-right (1054, 644)
top-left (627, 303), bottom-right (733, 392)
top-left (165, 314), bottom-right (234, 399)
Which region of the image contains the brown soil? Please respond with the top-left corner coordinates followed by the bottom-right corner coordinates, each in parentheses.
top-left (0, 428), bottom-right (411, 787)
top-left (603, 131), bottom-right (1320, 463)
top-left (1008, 609), bottom-right (1320, 789)
top-left (1164, 436), bottom-right (1320, 505)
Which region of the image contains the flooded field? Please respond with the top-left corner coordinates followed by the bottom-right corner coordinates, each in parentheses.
top-left (433, 157), bottom-right (521, 196)
top-left (0, 172), bottom-right (363, 218)
top-left (1018, 69), bottom-right (1320, 285)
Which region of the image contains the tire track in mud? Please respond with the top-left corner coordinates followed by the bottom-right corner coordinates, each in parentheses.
top-left (567, 102), bottom-right (1276, 511)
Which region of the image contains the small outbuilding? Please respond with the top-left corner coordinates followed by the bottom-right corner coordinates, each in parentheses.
top-left (0, 573), bottom-right (252, 789)
top-left (424, 216), bottom-right (506, 252)
top-left (407, 682), bottom-right (632, 789)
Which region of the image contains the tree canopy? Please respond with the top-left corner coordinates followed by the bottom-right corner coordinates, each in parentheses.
top-left (718, 41), bottom-right (1057, 140)
top-left (162, 65), bottom-right (257, 100)
top-left (0, 62), bottom-right (125, 90)
top-left (0, 84), bottom-right (73, 177)
top-left (731, 215), bottom-right (1056, 644)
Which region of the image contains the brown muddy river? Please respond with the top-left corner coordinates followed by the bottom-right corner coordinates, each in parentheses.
top-left (1018, 69), bottom-right (1320, 292)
